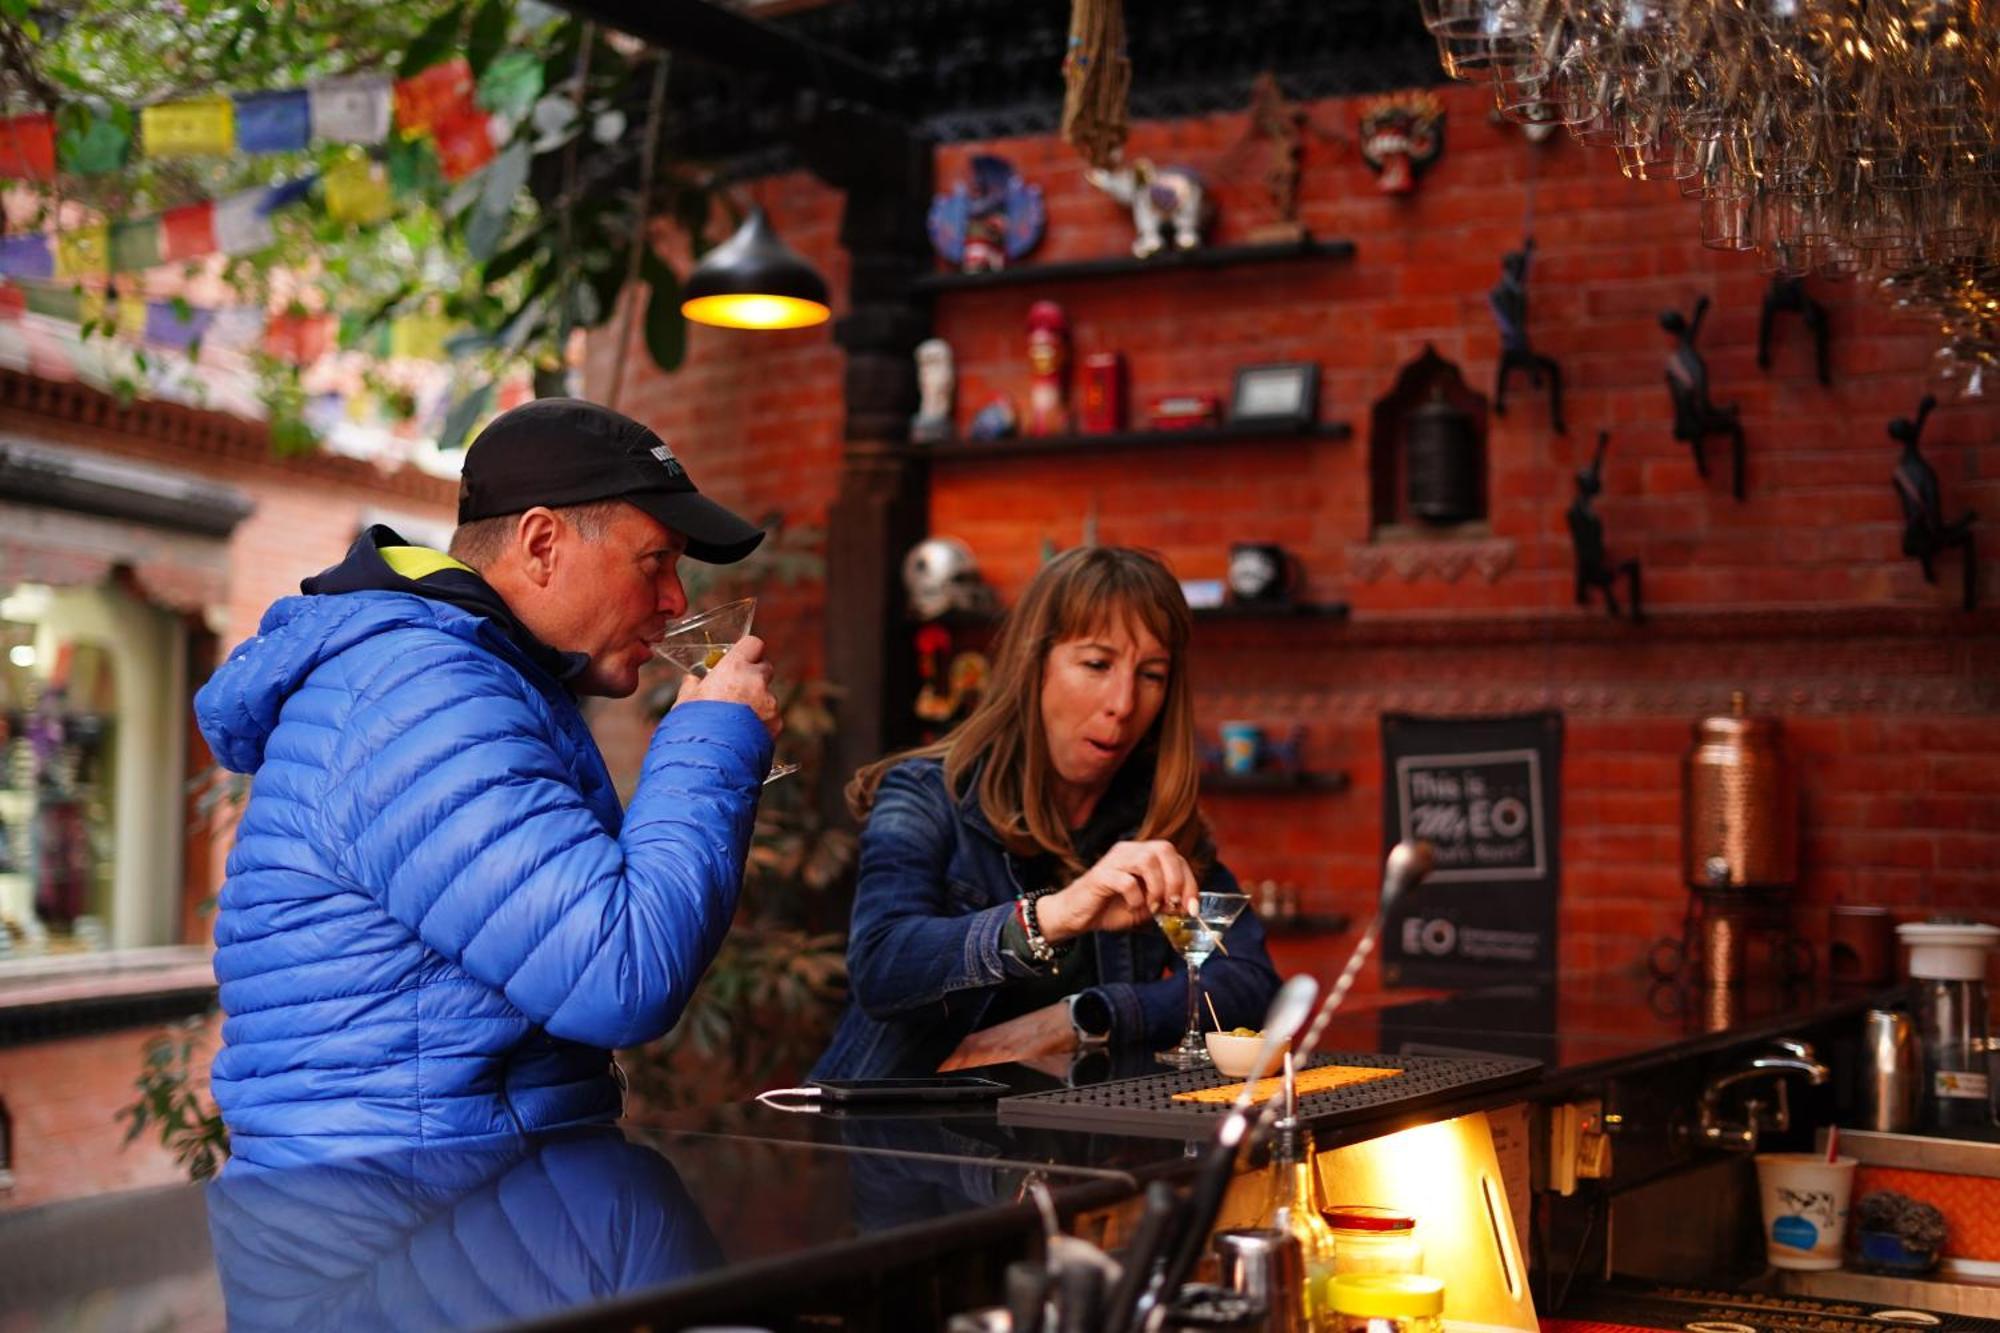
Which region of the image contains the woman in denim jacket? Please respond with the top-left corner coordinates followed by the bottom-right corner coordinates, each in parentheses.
top-left (813, 547), bottom-right (1281, 1079)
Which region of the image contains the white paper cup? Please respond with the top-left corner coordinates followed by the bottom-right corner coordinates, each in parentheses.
top-left (1754, 1153), bottom-right (1856, 1271)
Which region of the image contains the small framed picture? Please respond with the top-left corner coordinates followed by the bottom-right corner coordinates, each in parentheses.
top-left (1229, 362), bottom-right (1320, 430)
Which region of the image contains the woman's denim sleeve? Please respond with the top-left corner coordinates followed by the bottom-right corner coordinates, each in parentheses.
top-left (1081, 861), bottom-right (1282, 1048)
top-left (845, 764), bottom-right (1016, 1019)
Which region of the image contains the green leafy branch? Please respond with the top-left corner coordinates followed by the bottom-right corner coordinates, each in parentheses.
top-left (117, 1014), bottom-right (229, 1182)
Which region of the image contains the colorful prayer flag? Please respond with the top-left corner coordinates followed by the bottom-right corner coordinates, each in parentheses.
top-left (55, 109), bottom-right (131, 175)
top-left (141, 97), bottom-right (237, 158)
top-left (233, 90), bottom-right (312, 154)
top-left (309, 75), bottom-right (393, 145)
top-left (143, 301), bottom-right (216, 349)
top-left (263, 310), bottom-right (333, 363)
top-left (207, 306), bottom-right (266, 351)
top-left (111, 296), bottom-right (150, 340)
top-left (0, 234), bottom-right (54, 280)
top-left (108, 218), bottom-right (163, 273)
top-left (433, 111), bottom-right (497, 182)
top-left (159, 202), bottom-right (217, 262)
top-left (389, 312), bottom-right (453, 361)
top-left (0, 285), bottom-right (23, 320)
top-left (212, 178), bottom-right (312, 258)
top-left (394, 59), bottom-right (477, 137)
top-left (21, 284), bottom-right (79, 321)
top-left (212, 188), bottom-right (275, 255)
top-left (0, 114), bottom-right (57, 179)
top-left (323, 154), bottom-right (393, 225)
top-left (54, 225), bottom-right (110, 279)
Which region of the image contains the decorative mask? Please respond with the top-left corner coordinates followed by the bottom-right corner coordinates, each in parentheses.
top-left (1359, 92), bottom-right (1445, 196)
top-left (927, 154), bottom-right (1046, 273)
top-left (902, 536), bottom-right (987, 622)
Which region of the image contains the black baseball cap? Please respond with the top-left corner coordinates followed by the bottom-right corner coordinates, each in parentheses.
top-left (458, 398), bottom-right (764, 564)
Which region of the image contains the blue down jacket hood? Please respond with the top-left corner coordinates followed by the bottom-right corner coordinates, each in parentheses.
top-left (195, 529), bottom-right (771, 1168)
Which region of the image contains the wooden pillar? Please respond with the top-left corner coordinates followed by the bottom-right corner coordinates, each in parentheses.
top-left (801, 105), bottom-right (934, 810)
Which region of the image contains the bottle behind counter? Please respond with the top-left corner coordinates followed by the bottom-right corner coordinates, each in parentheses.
top-left (1896, 921), bottom-right (1999, 1131)
top-left (1261, 1118), bottom-right (1338, 1329)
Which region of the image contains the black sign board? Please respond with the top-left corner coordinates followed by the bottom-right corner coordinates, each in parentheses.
top-left (1380, 711), bottom-right (1563, 986)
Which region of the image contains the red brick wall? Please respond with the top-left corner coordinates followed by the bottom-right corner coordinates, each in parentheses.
top-left (0, 1013), bottom-right (221, 1210)
top-left (596, 86), bottom-right (1997, 985)
top-left (923, 82), bottom-right (2000, 985)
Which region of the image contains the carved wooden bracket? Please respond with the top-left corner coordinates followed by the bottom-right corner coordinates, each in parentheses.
top-left (1345, 536), bottom-right (1517, 584)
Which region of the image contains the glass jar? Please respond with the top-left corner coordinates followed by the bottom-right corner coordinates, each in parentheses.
top-left (1324, 1206), bottom-right (1422, 1276)
top-left (1327, 1273), bottom-right (1445, 1333)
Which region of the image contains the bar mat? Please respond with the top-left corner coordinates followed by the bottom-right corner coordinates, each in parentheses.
top-left (1171, 1064), bottom-right (1404, 1105)
top-left (998, 1051), bottom-right (1540, 1139)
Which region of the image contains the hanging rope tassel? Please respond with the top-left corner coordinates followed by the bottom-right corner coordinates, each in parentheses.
top-left (1061, 0), bottom-right (1130, 171)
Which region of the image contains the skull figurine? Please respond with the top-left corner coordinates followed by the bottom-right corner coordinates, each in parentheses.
top-left (903, 536), bottom-right (985, 622)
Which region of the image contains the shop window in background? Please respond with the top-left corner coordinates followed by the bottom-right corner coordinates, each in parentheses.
top-left (0, 584), bottom-right (119, 958)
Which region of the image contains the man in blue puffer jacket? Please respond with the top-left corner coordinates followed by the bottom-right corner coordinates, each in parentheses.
top-left (195, 399), bottom-right (779, 1169)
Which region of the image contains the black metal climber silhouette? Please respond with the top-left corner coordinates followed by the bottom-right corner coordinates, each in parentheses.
top-left (1891, 394), bottom-right (1978, 611)
top-left (1661, 295), bottom-right (1746, 501)
top-left (1757, 275), bottom-right (1831, 387)
top-left (1567, 430), bottom-right (1643, 622)
top-left (1489, 238), bottom-right (1566, 433)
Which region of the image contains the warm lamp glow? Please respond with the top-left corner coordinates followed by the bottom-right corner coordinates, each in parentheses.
top-left (679, 205), bottom-right (832, 332)
top-left (681, 292), bottom-right (830, 331)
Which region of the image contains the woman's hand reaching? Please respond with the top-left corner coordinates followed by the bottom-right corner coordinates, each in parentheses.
top-left (1035, 840), bottom-right (1199, 942)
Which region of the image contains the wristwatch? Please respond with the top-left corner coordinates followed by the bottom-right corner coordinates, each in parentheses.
top-left (1066, 990), bottom-right (1112, 1047)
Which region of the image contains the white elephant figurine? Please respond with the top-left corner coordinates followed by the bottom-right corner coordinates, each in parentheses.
top-left (1086, 159), bottom-right (1210, 259)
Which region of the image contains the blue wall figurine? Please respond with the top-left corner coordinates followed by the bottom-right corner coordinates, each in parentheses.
top-left (1660, 295), bottom-right (1747, 501)
top-left (1489, 237), bottom-right (1566, 433)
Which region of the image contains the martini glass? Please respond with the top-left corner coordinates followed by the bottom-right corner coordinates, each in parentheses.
top-left (1155, 890), bottom-right (1251, 1070)
top-left (654, 597), bottom-right (798, 784)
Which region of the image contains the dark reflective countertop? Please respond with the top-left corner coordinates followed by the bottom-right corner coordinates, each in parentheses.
top-left (0, 974), bottom-right (1898, 1332)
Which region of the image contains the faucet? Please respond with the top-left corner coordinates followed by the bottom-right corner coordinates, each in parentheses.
top-left (1689, 1040), bottom-right (1830, 1152)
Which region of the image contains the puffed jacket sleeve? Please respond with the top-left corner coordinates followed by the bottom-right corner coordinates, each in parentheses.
top-left (843, 763), bottom-right (1027, 1019)
top-left (318, 637), bottom-right (772, 1050)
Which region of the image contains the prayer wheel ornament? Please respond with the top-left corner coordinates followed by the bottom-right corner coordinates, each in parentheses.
top-left (1404, 388), bottom-right (1481, 523)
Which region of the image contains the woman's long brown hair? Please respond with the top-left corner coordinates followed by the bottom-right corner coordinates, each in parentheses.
top-left (848, 546), bottom-right (1209, 878)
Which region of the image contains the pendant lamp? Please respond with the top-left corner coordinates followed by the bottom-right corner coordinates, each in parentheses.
top-left (680, 206), bottom-right (831, 331)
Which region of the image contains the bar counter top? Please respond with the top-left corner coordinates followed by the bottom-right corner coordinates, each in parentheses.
top-left (0, 974), bottom-right (1897, 1331)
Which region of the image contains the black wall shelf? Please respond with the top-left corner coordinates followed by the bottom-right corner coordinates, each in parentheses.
top-left (913, 236), bottom-right (1358, 293)
top-left (929, 420), bottom-right (1352, 463)
top-left (1194, 600), bottom-right (1351, 622)
top-left (1201, 770), bottom-right (1352, 795)
top-left (915, 600), bottom-right (1351, 631)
